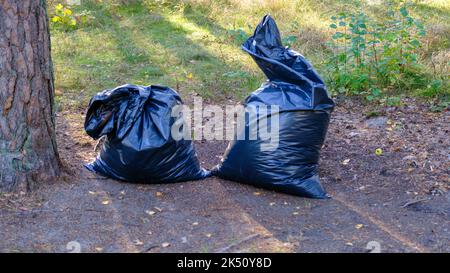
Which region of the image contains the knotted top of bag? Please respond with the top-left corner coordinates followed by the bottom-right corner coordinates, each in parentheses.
top-left (242, 15), bottom-right (334, 110)
top-left (84, 84), bottom-right (181, 140)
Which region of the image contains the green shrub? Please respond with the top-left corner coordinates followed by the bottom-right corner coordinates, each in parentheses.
top-left (325, 2), bottom-right (443, 102)
top-left (50, 3), bottom-right (78, 31)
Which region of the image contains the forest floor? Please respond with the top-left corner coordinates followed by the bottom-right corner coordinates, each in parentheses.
top-left (0, 97), bottom-right (448, 253)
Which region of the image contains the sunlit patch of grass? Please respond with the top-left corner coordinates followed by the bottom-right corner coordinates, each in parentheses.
top-left (50, 0), bottom-right (450, 110)
top-left (419, 0), bottom-right (450, 9)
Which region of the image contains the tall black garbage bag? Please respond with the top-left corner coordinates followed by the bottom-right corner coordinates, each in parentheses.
top-left (213, 15), bottom-right (334, 198)
top-left (84, 84), bottom-right (208, 183)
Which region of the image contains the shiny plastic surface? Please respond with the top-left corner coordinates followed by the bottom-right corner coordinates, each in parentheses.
top-left (84, 84), bottom-right (208, 183)
top-left (213, 15), bottom-right (334, 198)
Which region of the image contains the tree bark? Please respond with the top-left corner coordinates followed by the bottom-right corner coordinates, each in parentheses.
top-left (0, 0), bottom-right (61, 191)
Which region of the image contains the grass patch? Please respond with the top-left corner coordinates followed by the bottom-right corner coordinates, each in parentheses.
top-left (50, 0), bottom-right (449, 110)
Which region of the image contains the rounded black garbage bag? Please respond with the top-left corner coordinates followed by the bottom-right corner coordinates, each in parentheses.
top-left (212, 15), bottom-right (334, 198)
top-left (84, 84), bottom-right (208, 183)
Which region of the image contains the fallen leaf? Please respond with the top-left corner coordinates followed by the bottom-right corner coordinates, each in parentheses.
top-left (156, 192), bottom-right (163, 197)
top-left (292, 212), bottom-right (299, 215)
top-left (88, 191), bottom-right (96, 195)
top-left (161, 242), bottom-right (170, 248)
top-left (192, 222), bottom-right (199, 226)
top-left (118, 191), bottom-right (126, 200)
top-left (355, 224), bottom-right (364, 229)
top-left (375, 148), bottom-right (383, 156)
top-left (101, 200), bottom-right (110, 205)
top-left (342, 159), bottom-right (350, 165)
top-left (145, 210), bottom-right (156, 216)
top-left (95, 247), bottom-right (103, 252)
top-left (205, 233), bottom-right (212, 238)
top-left (253, 191), bottom-right (261, 196)
top-left (345, 242), bottom-right (353, 246)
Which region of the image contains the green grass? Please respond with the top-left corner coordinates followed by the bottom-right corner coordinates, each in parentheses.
top-left (50, 0), bottom-right (449, 110)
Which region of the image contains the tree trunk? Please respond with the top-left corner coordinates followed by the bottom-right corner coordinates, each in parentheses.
top-left (0, 0), bottom-right (61, 191)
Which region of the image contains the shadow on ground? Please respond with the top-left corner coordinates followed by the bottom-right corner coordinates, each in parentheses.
top-left (0, 99), bottom-right (448, 253)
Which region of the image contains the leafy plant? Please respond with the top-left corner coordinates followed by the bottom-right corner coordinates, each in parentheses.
top-left (325, 2), bottom-right (435, 102)
top-left (51, 4), bottom-right (78, 31)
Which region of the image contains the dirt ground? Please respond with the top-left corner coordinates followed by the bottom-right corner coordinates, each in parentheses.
top-left (0, 98), bottom-right (448, 253)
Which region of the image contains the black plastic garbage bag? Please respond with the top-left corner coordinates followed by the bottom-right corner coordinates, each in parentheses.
top-left (212, 15), bottom-right (334, 198)
top-left (84, 84), bottom-right (208, 183)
